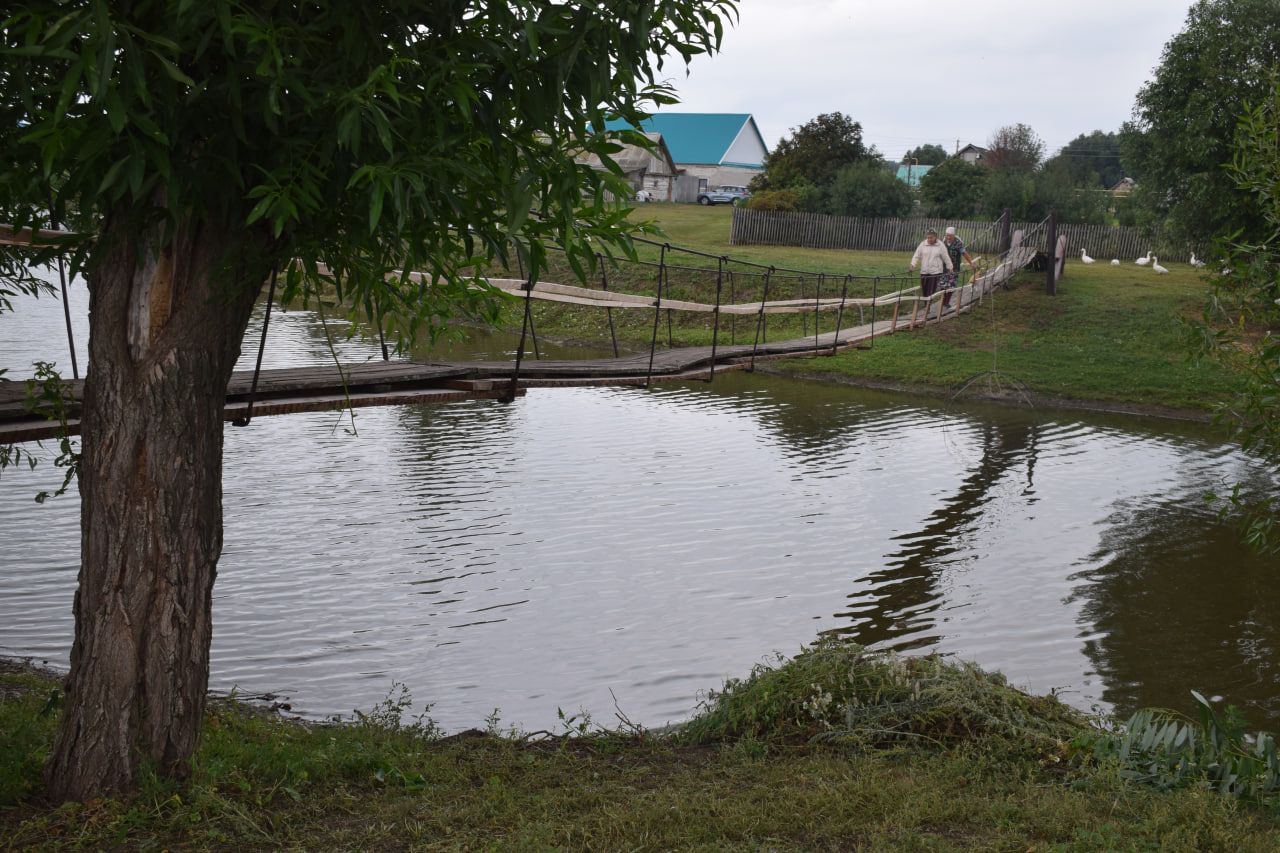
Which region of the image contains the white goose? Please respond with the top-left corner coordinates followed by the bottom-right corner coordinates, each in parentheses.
top-left (1081, 248), bottom-right (1096, 264)
top-left (1135, 250), bottom-right (1153, 266)
top-left (1190, 252), bottom-right (1206, 268)
top-left (1151, 256), bottom-right (1169, 274)
top-left (1110, 259), bottom-right (1121, 266)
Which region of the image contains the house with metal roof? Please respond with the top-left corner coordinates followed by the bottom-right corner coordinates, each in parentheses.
top-left (574, 132), bottom-right (700, 202)
top-left (604, 113), bottom-right (768, 190)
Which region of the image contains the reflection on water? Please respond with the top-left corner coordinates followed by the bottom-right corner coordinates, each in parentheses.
top-left (2, 286), bottom-right (1280, 731)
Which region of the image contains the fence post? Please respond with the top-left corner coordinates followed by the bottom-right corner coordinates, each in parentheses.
top-left (999, 208), bottom-right (1012, 254)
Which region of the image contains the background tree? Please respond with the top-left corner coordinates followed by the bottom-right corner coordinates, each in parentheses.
top-left (751, 112), bottom-right (871, 191)
top-left (979, 169), bottom-right (1037, 220)
top-left (1043, 130), bottom-right (1125, 189)
top-left (919, 159), bottom-right (987, 219)
top-left (809, 160), bottom-right (913, 218)
top-left (985, 123), bottom-right (1044, 172)
top-left (902, 143), bottom-right (948, 166)
top-left (1033, 160), bottom-right (1110, 225)
top-left (0, 0), bottom-right (734, 802)
top-left (1197, 75), bottom-right (1280, 553)
top-left (1121, 0), bottom-right (1280, 247)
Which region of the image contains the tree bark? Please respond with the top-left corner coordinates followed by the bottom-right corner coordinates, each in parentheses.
top-left (44, 214), bottom-right (268, 802)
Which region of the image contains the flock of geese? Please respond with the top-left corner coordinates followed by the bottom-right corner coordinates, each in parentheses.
top-left (1078, 248), bottom-right (1211, 275)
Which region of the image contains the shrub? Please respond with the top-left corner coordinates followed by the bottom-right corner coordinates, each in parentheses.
top-left (744, 189), bottom-right (801, 212)
top-left (809, 161), bottom-right (912, 218)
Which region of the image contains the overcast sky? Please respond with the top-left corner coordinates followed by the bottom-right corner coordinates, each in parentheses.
top-left (659, 0), bottom-right (1193, 158)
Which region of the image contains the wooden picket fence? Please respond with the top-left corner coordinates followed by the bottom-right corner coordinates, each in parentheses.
top-left (729, 208), bottom-right (1189, 263)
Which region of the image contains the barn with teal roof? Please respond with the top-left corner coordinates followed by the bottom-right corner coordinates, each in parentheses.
top-left (604, 113), bottom-right (768, 190)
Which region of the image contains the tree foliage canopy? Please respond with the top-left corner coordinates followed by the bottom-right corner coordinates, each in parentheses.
top-left (1, 0), bottom-right (735, 333)
top-left (919, 158), bottom-right (986, 219)
top-left (903, 143), bottom-right (948, 166)
top-left (752, 112), bottom-right (871, 191)
top-left (811, 161), bottom-right (912, 219)
top-left (1122, 0), bottom-right (1280, 247)
top-left (1043, 131), bottom-right (1125, 189)
top-left (1198, 75), bottom-right (1280, 554)
top-left (985, 123), bottom-right (1044, 172)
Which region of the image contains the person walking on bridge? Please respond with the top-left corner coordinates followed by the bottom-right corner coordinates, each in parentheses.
top-left (941, 226), bottom-right (976, 313)
top-left (909, 228), bottom-right (953, 320)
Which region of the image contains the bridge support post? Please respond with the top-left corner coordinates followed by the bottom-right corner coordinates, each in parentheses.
top-left (813, 273), bottom-right (823, 351)
top-left (709, 256), bottom-right (725, 381)
top-left (599, 252), bottom-right (619, 358)
top-left (748, 266), bottom-right (774, 372)
top-left (645, 244), bottom-right (667, 388)
top-left (831, 274), bottom-right (849, 354)
top-left (869, 276), bottom-right (878, 348)
top-left (1045, 211), bottom-right (1058, 296)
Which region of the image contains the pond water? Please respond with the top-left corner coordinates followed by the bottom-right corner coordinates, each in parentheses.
top-left (3, 279), bottom-right (1279, 732)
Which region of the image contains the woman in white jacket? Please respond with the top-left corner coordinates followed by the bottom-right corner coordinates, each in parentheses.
top-left (909, 228), bottom-right (954, 317)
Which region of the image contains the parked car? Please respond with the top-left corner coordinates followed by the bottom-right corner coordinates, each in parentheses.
top-left (696, 185), bottom-right (750, 206)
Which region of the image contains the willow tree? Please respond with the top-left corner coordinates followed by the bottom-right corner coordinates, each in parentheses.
top-left (0, 0), bottom-right (735, 802)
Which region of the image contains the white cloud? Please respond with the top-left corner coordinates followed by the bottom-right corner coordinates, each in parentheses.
top-left (662, 0), bottom-right (1191, 157)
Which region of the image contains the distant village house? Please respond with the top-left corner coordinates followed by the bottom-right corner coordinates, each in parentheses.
top-left (1109, 177), bottom-right (1137, 197)
top-left (956, 143), bottom-right (988, 165)
top-left (574, 132), bottom-right (697, 202)
top-left (895, 164), bottom-right (932, 188)
top-left (605, 113), bottom-right (768, 192)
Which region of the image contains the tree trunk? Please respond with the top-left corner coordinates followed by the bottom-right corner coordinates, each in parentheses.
top-left (44, 215), bottom-right (267, 802)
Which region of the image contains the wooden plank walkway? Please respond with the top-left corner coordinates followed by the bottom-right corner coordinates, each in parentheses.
top-left (1, 249), bottom-right (1035, 443)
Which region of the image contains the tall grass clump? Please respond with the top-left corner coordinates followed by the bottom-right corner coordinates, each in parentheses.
top-left (677, 638), bottom-right (1087, 754)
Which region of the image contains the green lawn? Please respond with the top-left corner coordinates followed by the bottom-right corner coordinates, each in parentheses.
top-left (504, 204), bottom-right (1235, 413)
top-left (5, 648), bottom-right (1280, 851)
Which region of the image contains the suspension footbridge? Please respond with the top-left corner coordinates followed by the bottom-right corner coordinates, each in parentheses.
top-left (0, 220), bottom-right (1046, 443)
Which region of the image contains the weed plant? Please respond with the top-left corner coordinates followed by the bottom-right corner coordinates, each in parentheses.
top-left (1078, 690), bottom-right (1280, 806)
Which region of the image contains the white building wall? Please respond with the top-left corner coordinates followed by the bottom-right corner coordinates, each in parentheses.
top-left (721, 119), bottom-right (768, 167)
top-left (677, 164), bottom-right (761, 189)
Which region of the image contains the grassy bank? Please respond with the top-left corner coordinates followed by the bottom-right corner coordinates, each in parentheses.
top-left (3, 648), bottom-right (1278, 850)
top-left (498, 204), bottom-right (1235, 414)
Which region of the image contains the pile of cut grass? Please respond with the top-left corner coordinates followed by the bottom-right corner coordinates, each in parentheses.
top-left (676, 639), bottom-right (1086, 757)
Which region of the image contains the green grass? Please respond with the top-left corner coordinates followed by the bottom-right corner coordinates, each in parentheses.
top-left (4, 647), bottom-right (1279, 851)
top-left (775, 261), bottom-right (1235, 412)
top-left (501, 204), bottom-right (1236, 413)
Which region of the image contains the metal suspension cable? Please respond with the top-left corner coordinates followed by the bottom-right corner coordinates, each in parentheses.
top-left (231, 264), bottom-right (280, 428)
top-left (47, 195), bottom-right (78, 380)
top-left (503, 245), bottom-right (535, 404)
top-left (644, 244), bottom-right (667, 388)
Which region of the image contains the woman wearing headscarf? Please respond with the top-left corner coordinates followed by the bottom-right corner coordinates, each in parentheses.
top-left (909, 228), bottom-right (953, 318)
